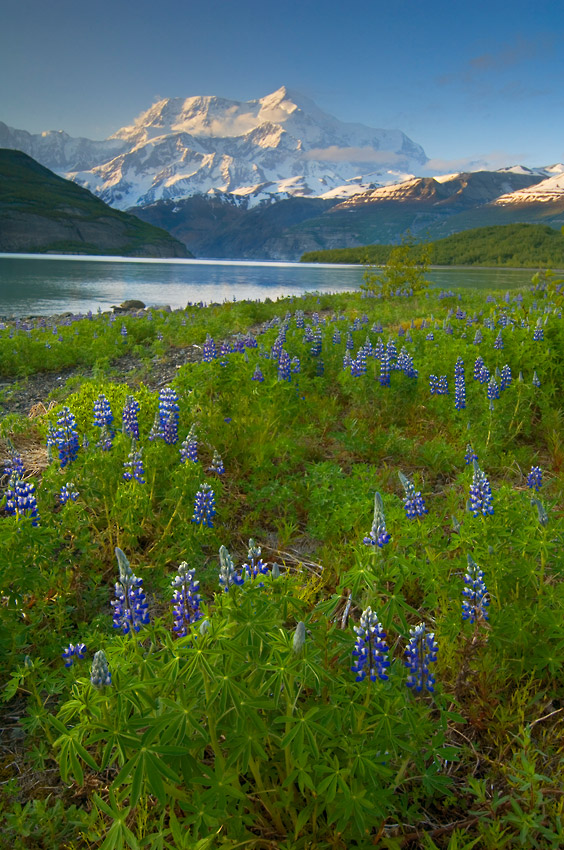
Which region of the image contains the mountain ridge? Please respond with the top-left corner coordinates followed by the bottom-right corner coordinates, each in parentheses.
top-left (0, 87), bottom-right (427, 209)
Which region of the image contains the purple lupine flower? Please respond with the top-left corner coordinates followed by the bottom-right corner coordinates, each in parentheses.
top-left (59, 482), bottom-right (79, 505)
top-left (158, 387), bottom-right (179, 444)
top-left (404, 622), bottom-right (438, 693)
top-left (203, 334), bottom-right (217, 361)
top-left (171, 562), bottom-right (202, 637)
top-left (462, 555), bottom-right (490, 625)
top-left (473, 329), bottom-right (483, 345)
top-left (123, 446), bottom-right (145, 483)
top-left (122, 396), bottom-right (140, 440)
top-left (218, 544), bottom-right (244, 592)
top-left (500, 364), bottom-right (512, 391)
top-left (351, 350), bottom-right (367, 377)
top-left (487, 377), bottom-right (500, 401)
top-left (468, 461), bottom-right (494, 517)
top-left (332, 330), bottom-right (341, 344)
top-left (494, 331), bottom-right (503, 350)
top-left (111, 547), bottom-right (150, 635)
top-left (240, 538), bottom-right (270, 582)
top-left (454, 373), bottom-right (466, 409)
top-left (533, 321), bottom-right (544, 341)
top-left (54, 407), bottom-right (80, 468)
top-left (351, 607), bottom-right (390, 682)
top-left (527, 466), bottom-right (542, 491)
top-left (310, 328), bottom-right (322, 356)
top-left (363, 492), bottom-right (391, 547)
top-left (4, 452), bottom-right (24, 478)
top-left (532, 371), bottom-right (541, 388)
top-left (97, 425), bottom-right (113, 452)
top-left (90, 650), bottom-right (112, 688)
top-left (478, 364), bottom-right (490, 384)
top-left (437, 376), bottom-right (449, 395)
top-left (345, 332), bottom-right (354, 350)
top-left (93, 394), bottom-right (114, 433)
top-left (278, 349), bottom-right (292, 381)
top-left (120, 324), bottom-right (127, 339)
top-left (295, 310), bottom-right (305, 328)
top-left (399, 471), bottom-right (428, 519)
top-left (192, 483), bottom-right (216, 527)
top-left (464, 444), bottom-right (478, 465)
top-left (429, 374), bottom-right (438, 395)
top-left (473, 357), bottom-right (485, 381)
top-left (180, 429), bottom-right (198, 464)
top-left (208, 450), bottom-right (225, 475)
top-left (426, 331), bottom-right (434, 341)
top-left (386, 339), bottom-right (398, 368)
top-left (290, 357), bottom-right (301, 374)
top-left (62, 642), bottom-right (87, 667)
top-left (343, 351), bottom-right (353, 370)
top-left (379, 350), bottom-right (390, 387)
top-left (4, 477), bottom-right (40, 526)
top-left (252, 365), bottom-right (264, 382)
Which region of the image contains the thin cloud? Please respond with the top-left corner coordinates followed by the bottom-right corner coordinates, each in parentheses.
top-left (302, 146), bottom-right (405, 164)
top-left (437, 33), bottom-right (554, 95)
top-left (423, 150), bottom-right (532, 173)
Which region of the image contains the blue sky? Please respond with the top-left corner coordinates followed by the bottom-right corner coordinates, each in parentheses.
top-left (2, 0), bottom-right (563, 171)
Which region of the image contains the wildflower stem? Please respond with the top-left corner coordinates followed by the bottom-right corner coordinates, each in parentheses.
top-left (248, 756), bottom-right (286, 834)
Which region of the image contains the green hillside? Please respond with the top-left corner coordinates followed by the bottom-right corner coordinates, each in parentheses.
top-left (0, 148), bottom-right (192, 257)
top-left (301, 223), bottom-right (564, 268)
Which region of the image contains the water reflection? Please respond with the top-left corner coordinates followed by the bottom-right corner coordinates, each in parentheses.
top-left (0, 254), bottom-right (537, 317)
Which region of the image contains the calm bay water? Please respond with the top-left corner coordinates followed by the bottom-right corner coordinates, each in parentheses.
top-left (0, 254), bottom-right (538, 318)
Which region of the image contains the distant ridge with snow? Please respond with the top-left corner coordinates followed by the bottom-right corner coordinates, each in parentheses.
top-left (0, 87), bottom-right (427, 209)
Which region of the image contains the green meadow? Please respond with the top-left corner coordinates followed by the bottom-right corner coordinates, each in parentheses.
top-left (0, 275), bottom-right (563, 849)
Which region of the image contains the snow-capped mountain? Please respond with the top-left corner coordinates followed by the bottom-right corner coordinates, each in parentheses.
top-left (493, 166), bottom-right (564, 205)
top-left (0, 121), bottom-right (124, 172)
top-left (0, 87), bottom-right (427, 210)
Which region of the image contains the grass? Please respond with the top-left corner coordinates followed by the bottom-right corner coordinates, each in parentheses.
top-left (0, 280), bottom-right (563, 849)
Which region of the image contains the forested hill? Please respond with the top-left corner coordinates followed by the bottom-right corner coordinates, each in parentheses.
top-left (300, 223), bottom-right (564, 268)
top-left (0, 148), bottom-right (192, 257)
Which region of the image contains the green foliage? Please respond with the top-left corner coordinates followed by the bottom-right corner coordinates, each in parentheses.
top-left (361, 231), bottom-right (432, 297)
top-left (302, 223), bottom-right (564, 269)
top-left (1, 280), bottom-right (564, 847)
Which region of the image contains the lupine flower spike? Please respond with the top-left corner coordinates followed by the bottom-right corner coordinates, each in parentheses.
top-left (180, 427), bottom-right (198, 464)
top-left (399, 472), bottom-right (428, 519)
top-left (351, 607), bottom-right (390, 682)
top-left (62, 642), bottom-right (87, 667)
top-left (218, 545), bottom-right (244, 592)
top-left (468, 461), bottom-right (494, 517)
top-left (59, 482), bottom-right (79, 505)
top-left (462, 554), bottom-right (490, 625)
top-left (171, 562), bottom-right (202, 636)
top-left (363, 492), bottom-right (391, 547)
top-left (4, 476), bottom-right (40, 526)
top-left (54, 406), bottom-right (80, 468)
top-left (111, 547), bottom-right (150, 634)
top-left (192, 483), bottom-right (216, 527)
top-left (464, 444), bottom-right (478, 465)
top-left (122, 396), bottom-right (140, 440)
top-left (90, 650), bottom-right (112, 688)
top-left (241, 538), bottom-right (270, 582)
top-left (527, 466), bottom-right (542, 491)
top-left (208, 450), bottom-right (225, 475)
top-left (123, 446), bottom-right (145, 483)
top-left (404, 623), bottom-right (438, 692)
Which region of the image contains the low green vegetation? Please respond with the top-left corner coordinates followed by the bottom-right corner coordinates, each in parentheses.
top-left (0, 279), bottom-right (563, 848)
top-left (302, 223), bottom-right (564, 268)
